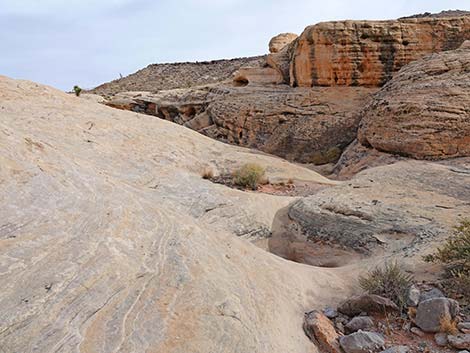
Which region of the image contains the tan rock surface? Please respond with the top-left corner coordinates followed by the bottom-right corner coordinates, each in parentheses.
top-left (288, 16), bottom-right (470, 87)
top-left (358, 44), bottom-right (470, 159)
top-left (0, 75), bottom-right (350, 353)
top-left (269, 160), bottom-right (470, 266)
top-left (269, 33), bottom-right (298, 53)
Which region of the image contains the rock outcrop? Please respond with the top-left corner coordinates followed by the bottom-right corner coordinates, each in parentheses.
top-left (269, 33), bottom-right (298, 53)
top-left (269, 160), bottom-right (470, 265)
top-left (357, 43), bottom-right (470, 160)
top-left (0, 75), bottom-right (348, 353)
top-left (287, 16), bottom-right (470, 87)
top-left (106, 85), bottom-right (375, 164)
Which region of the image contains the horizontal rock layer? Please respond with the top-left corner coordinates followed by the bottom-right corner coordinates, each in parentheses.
top-left (106, 85), bottom-right (375, 164)
top-left (358, 43), bottom-right (470, 159)
top-left (288, 16), bottom-right (470, 87)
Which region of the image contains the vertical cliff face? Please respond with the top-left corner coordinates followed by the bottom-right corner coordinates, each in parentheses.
top-left (287, 16), bottom-right (470, 87)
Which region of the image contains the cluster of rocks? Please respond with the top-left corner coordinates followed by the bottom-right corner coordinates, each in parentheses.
top-left (304, 290), bottom-right (469, 353)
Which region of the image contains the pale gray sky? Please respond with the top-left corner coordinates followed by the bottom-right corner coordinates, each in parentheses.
top-left (0, 0), bottom-right (468, 90)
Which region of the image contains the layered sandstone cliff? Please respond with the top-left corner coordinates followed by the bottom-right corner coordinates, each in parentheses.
top-left (357, 41), bottom-right (470, 159)
top-left (284, 16), bottom-right (470, 87)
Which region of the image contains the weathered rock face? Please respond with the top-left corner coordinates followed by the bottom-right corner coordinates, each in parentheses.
top-left (106, 85), bottom-right (375, 164)
top-left (415, 298), bottom-right (460, 333)
top-left (269, 32), bottom-right (298, 53)
top-left (269, 160), bottom-right (470, 265)
top-left (288, 16), bottom-right (470, 87)
top-left (357, 44), bottom-right (470, 160)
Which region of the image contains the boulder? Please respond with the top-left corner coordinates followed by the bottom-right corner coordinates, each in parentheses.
top-left (304, 310), bottom-right (342, 353)
top-left (415, 298), bottom-right (460, 333)
top-left (289, 16), bottom-right (470, 87)
top-left (338, 295), bottom-right (399, 316)
top-left (339, 330), bottom-right (385, 353)
top-left (358, 45), bottom-right (470, 160)
top-left (448, 334), bottom-right (470, 350)
top-left (268, 32), bottom-right (298, 53)
top-left (345, 316), bottom-right (375, 333)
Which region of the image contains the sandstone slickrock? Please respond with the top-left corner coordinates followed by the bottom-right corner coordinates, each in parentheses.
top-left (415, 298), bottom-right (460, 333)
top-left (0, 75), bottom-right (350, 353)
top-left (106, 85), bottom-right (375, 164)
top-left (337, 295), bottom-right (399, 316)
top-left (270, 161), bottom-right (470, 265)
top-left (288, 16), bottom-right (470, 87)
top-left (339, 330), bottom-right (385, 353)
top-left (269, 33), bottom-right (298, 53)
top-left (304, 310), bottom-right (342, 353)
top-left (358, 44), bottom-right (470, 160)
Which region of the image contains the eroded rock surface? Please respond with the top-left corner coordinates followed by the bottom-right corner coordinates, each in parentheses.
top-left (270, 160), bottom-right (470, 265)
top-left (288, 16), bottom-right (470, 87)
top-left (106, 85), bottom-right (375, 164)
top-left (269, 33), bottom-right (298, 53)
top-left (358, 44), bottom-right (470, 160)
top-left (0, 75), bottom-right (350, 353)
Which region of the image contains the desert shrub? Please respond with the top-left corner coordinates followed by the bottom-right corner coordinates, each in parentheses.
top-left (359, 261), bottom-right (414, 311)
top-left (439, 315), bottom-right (458, 335)
top-left (233, 163), bottom-right (266, 190)
top-left (73, 85), bottom-right (82, 97)
top-left (201, 167), bottom-right (214, 180)
top-left (424, 219), bottom-right (470, 298)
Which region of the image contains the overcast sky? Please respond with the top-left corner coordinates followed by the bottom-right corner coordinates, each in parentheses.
top-left (1, 0), bottom-right (468, 90)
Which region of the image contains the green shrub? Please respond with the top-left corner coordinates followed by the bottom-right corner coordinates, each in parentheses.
top-left (73, 85), bottom-right (82, 97)
top-left (233, 163), bottom-right (266, 190)
top-left (424, 219), bottom-right (470, 298)
top-left (359, 261), bottom-right (413, 311)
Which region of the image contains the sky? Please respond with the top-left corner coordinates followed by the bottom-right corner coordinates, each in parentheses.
top-left (0, 0), bottom-right (468, 90)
